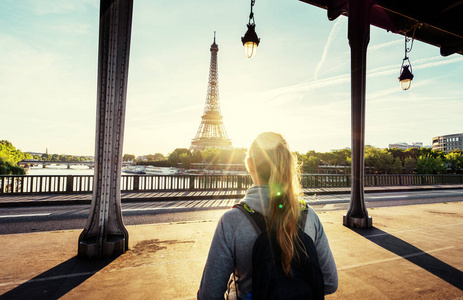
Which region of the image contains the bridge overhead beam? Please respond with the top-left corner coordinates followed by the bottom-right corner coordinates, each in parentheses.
top-left (78, 0), bottom-right (133, 258)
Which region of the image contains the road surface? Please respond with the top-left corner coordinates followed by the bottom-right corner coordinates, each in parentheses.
top-left (0, 189), bottom-right (462, 234)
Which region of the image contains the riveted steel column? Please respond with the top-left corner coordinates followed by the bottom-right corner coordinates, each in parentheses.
top-left (78, 0), bottom-right (133, 258)
top-left (343, 0), bottom-right (372, 228)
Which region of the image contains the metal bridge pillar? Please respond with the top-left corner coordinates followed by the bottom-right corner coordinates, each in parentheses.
top-left (343, 0), bottom-right (372, 228)
top-left (78, 0), bottom-right (133, 258)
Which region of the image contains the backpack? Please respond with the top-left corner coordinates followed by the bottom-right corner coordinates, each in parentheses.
top-left (234, 203), bottom-right (324, 300)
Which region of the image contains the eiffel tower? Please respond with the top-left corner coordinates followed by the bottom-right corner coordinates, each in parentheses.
top-left (190, 33), bottom-right (232, 151)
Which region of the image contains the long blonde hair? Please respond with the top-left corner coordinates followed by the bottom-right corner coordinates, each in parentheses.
top-left (246, 132), bottom-right (302, 275)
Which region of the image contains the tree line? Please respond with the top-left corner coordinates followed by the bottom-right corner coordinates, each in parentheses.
top-left (300, 146), bottom-right (463, 174)
top-left (123, 148), bottom-right (248, 170)
top-left (0, 140), bottom-right (93, 175)
top-left (124, 146), bottom-right (463, 174)
top-left (2, 139), bottom-right (463, 176)
top-left (34, 153), bottom-right (92, 163)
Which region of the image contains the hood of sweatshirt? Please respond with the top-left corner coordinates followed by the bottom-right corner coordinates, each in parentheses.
top-left (239, 185), bottom-right (270, 216)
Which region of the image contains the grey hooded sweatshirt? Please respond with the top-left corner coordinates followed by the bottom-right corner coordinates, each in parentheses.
top-left (198, 185), bottom-right (338, 300)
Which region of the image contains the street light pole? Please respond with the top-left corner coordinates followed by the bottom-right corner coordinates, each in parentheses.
top-left (343, 0), bottom-right (373, 228)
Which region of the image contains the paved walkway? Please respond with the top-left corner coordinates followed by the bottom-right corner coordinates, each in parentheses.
top-left (0, 202), bottom-right (462, 299)
top-left (1, 184), bottom-right (462, 207)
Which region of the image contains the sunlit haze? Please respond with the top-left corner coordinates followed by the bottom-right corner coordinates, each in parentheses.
top-left (1, 0), bottom-right (462, 157)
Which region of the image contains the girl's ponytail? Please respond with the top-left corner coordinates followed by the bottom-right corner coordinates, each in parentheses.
top-left (247, 132), bottom-right (303, 275)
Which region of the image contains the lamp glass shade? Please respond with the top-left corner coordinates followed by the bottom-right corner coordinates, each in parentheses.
top-left (241, 24), bottom-right (260, 58)
top-left (400, 79), bottom-right (412, 90)
top-left (244, 41), bottom-right (258, 58)
top-left (398, 65), bottom-right (414, 90)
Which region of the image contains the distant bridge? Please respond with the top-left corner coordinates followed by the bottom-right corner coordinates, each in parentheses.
top-left (18, 159), bottom-right (95, 169)
top-left (18, 160), bottom-right (133, 169)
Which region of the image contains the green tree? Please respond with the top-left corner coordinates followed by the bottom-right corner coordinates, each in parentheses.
top-left (72, 156), bottom-right (81, 163)
top-left (322, 152), bottom-right (336, 166)
top-left (404, 148), bottom-right (420, 161)
top-left (0, 140), bottom-right (29, 174)
top-left (387, 148), bottom-right (407, 163)
top-left (302, 155), bottom-right (321, 174)
top-left (0, 157), bottom-right (26, 175)
top-left (365, 146), bottom-right (394, 174)
top-left (419, 148), bottom-right (445, 159)
top-left (123, 154), bottom-right (135, 162)
top-left (445, 151), bottom-right (463, 174)
top-left (191, 151), bottom-right (203, 164)
top-left (154, 153), bottom-right (166, 161)
top-left (0, 140), bottom-right (30, 164)
top-left (390, 157), bottom-right (403, 174)
top-left (168, 148), bottom-right (190, 167)
top-left (317, 152), bottom-right (331, 165)
top-left (416, 155), bottom-right (446, 174)
top-left (403, 157), bottom-right (416, 174)
top-left (202, 147), bottom-right (221, 165)
top-left (331, 149), bottom-right (351, 166)
top-left (179, 153), bottom-right (191, 169)
top-left (144, 153), bottom-right (165, 162)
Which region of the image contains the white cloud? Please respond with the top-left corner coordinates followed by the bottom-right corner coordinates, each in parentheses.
top-left (30, 0), bottom-right (97, 15)
top-left (314, 17), bottom-right (344, 80)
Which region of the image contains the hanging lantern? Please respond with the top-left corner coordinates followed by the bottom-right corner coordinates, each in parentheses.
top-left (241, 0), bottom-right (260, 58)
top-left (399, 64), bottom-right (414, 90)
top-left (398, 32), bottom-right (417, 90)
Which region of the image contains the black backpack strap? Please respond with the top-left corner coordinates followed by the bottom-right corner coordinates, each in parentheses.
top-left (233, 204), bottom-right (266, 234)
top-left (298, 202), bottom-right (309, 230)
top-left (231, 204), bottom-right (266, 299)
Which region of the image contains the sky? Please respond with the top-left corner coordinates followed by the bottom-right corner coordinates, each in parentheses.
top-left (1, 0), bottom-right (462, 157)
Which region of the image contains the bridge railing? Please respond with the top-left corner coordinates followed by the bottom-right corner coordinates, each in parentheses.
top-left (121, 175), bottom-right (255, 191)
top-left (1, 174), bottom-right (462, 195)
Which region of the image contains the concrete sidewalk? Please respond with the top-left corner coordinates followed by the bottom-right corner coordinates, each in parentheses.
top-left (0, 202), bottom-right (462, 299)
top-left (1, 184), bottom-right (462, 207)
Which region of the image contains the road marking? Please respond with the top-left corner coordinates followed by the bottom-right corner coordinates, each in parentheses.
top-left (155, 201), bottom-right (171, 208)
top-left (307, 197), bottom-right (349, 202)
top-left (122, 207), bottom-right (185, 212)
top-left (338, 246), bottom-right (454, 271)
top-left (368, 195), bottom-right (406, 199)
top-left (0, 213), bottom-right (51, 218)
top-left (433, 190), bottom-right (463, 194)
top-left (122, 200), bottom-right (235, 212)
top-left (186, 201), bottom-right (198, 208)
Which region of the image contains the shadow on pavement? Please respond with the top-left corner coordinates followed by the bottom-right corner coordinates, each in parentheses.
top-left (0, 256), bottom-right (115, 300)
top-left (351, 227), bottom-right (463, 291)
